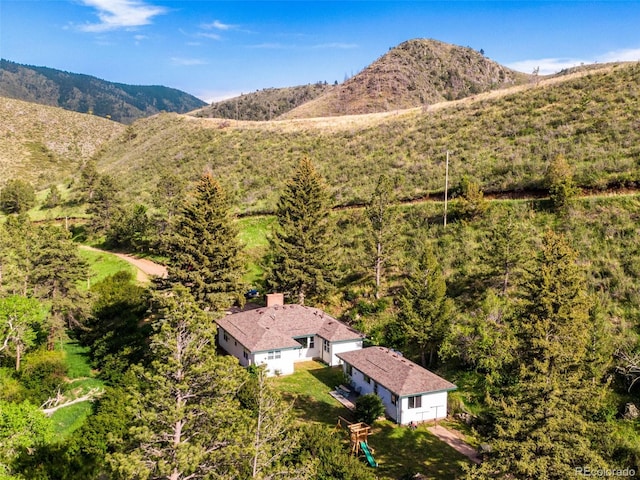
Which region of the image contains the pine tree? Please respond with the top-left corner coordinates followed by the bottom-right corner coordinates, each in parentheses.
top-left (86, 174), bottom-right (122, 234)
top-left (267, 158), bottom-right (336, 305)
top-left (108, 286), bottom-right (251, 480)
top-left (483, 210), bottom-right (533, 296)
top-left (248, 367), bottom-right (299, 479)
top-left (468, 231), bottom-right (609, 479)
top-left (166, 173), bottom-right (245, 311)
top-left (454, 176), bottom-right (488, 221)
top-left (365, 174), bottom-right (397, 299)
top-left (545, 154), bottom-right (579, 212)
top-left (31, 225), bottom-right (89, 348)
top-left (397, 241), bottom-right (453, 367)
top-left (0, 295), bottom-right (46, 371)
top-left (0, 179), bottom-right (36, 214)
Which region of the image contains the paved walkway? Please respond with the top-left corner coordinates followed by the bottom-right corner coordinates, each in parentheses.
top-left (427, 424), bottom-right (482, 464)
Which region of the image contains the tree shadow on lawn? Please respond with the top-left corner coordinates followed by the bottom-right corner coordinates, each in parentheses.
top-left (282, 392), bottom-right (355, 426)
top-left (369, 421), bottom-right (469, 480)
top-left (275, 362), bottom-right (355, 425)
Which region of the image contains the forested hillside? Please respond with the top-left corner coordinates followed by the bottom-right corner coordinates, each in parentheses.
top-left (0, 60), bottom-right (206, 123)
top-left (192, 82), bottom-right (334, 121)
top-left (1, 42), bottom-right (640, 479)
top-left (96, 62), bottom-right (640, 213)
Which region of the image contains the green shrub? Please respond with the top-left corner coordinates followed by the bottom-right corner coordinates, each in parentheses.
top-left (19, 349), bottom-right (67, 405)
top-left (355, 393), bottom-right (385, 425)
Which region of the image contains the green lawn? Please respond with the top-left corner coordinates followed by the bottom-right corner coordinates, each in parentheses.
top-left (238, 215), bottom-right (275, 286)
top-left (49, 341), bottom-right (104, 440)
top-left (272, 361), bottom-right (352, 425)
top-left (369, 421), bottom-right (469, 480)
top-left (78, 247), bottom-right (136, 289)
top-left (273, 361), bottom-right (472, 479)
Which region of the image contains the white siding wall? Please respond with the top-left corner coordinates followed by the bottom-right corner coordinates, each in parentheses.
top-left (343, 363), bottom-right (449, 425)
top-left (218, 329), bottom-right (251, 367)
top-left (398, 391), bottom-right (448, 425)
top-left (330, 340), bottom-right (363, 366)
top-left (346, 364), bottom-right (375, 395)
top-left (294, 336), bottom-right (319, 362)
top-left (254, 348), bottom-right (299, 376)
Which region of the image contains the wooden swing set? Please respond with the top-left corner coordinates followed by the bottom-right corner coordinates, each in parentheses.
top-left (337, 416), bottom-right (372, 455)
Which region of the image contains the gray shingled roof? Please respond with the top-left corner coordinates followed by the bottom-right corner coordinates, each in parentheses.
top-left (216, 304), bottom-right (363, 352)
top-left (336, 346), bottom-right (457, 396)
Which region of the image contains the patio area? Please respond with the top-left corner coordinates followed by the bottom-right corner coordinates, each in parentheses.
top-left (329, 383), bottom-right (359, 410)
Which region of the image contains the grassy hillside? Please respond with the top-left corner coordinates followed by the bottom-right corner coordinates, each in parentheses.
top-left (280, 38), bottom-right (531, 119)
top-left (0, 59), bottom-right (206, 124)
top-left (0, 96), bottom-right (125, 188)
top-left (192, 83), bottom-right (334, 121)
top-left (96, 62), bottom-right (640, 213)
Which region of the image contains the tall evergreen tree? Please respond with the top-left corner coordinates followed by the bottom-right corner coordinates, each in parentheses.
top-left (166, 173), bottom-right (245, 311)
top-left (248, 367), bottom-right (299, 479)
top-left (482, 210), bottom-right (533, 296)
top-left (86, 174), bottom-right (122, 234)
top-left (0, 179), bottom-right (36, 214)
top-left (396, 241), bottom-right (453, 367)
top-left (365, 174), bottom-right (397, 299)
top-left (267, 158), bottom-right (335, 305)
top-left (467, 231), bottom-right (610, 479)
top-left (31, 226), bottom-right (89, 348)
top-left (108, 286), bottom-right (251, 480)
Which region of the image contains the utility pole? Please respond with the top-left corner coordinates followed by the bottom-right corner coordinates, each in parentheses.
top-left (444, 150), bottom-right (450, 228)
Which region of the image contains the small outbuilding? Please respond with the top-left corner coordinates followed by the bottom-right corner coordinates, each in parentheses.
top-left (337, 346), bottom-right (457, 425)
top-left (216, 293), bottom-right (364, 376)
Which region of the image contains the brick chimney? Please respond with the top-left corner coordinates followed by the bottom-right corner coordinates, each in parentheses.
top-left (266, 293), bottom-right (284, 307)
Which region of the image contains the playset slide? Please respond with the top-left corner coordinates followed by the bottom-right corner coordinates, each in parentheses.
top-left (360, 441), bottom-right (378, 467)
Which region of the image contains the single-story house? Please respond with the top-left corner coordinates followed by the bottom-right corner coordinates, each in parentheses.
top-left (216, 294), bottom-right (364, 376)
top-left (337, 346), bottom-right (457, 425)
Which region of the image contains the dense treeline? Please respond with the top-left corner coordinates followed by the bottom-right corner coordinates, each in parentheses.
top-left (0, 59), bottom-right (206, 124)
top-left (2, 150), bottom-right (640, 478)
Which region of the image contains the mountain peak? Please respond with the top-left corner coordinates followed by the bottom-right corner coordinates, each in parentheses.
top-left (280, 38), bottom-right (530, 119)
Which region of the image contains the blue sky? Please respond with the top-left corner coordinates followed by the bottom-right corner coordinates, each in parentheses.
top-left (2, 1), bottom-right (639, 102)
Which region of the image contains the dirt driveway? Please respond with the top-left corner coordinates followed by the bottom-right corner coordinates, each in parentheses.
top-left (80, 245), bottom-right (168, 283)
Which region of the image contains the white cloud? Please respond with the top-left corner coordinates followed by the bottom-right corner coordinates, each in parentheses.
top-left (79, 0), bottom-right (167, 32)
top-left (508, 47), bottom-right (640, 75)
top-left (597, 48), bottom-right (640, 63)
top-left (170, 57), bottom-right (207, 66)
top-left (201, 20), bottom-right (236, 31)
top-left (312, 42), bottom-right (358, 50)
top-left (247, 42), bottom-right (288, 49)
top-left (196, 89), bottom-right (243, 103)
top-left (196, 32), bottom-right (221, 40)
top-left (507, 58), bottom-right (587, 75)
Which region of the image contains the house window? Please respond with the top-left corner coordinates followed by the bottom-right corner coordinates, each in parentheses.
top-left (243, 349), bottom-right (249, 360)
top-left (345, 364), bottom-right (353, 376)
top-left (363, 374), bottom-right (371, 384)
top-left (267, 350), bottom-right (281, 360)
top-left (309, 336), bottom-right (315, 348)
top-left (373, 382), bottom-right (378, 394)
top-left (408, 395), bottom-right (422, 409)
top-left (222, 331), bottom-right (229, 342)
top-left (391, 394), bottom-right (398, 406)
top-left (323, 339), bottom-right (330, 353)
